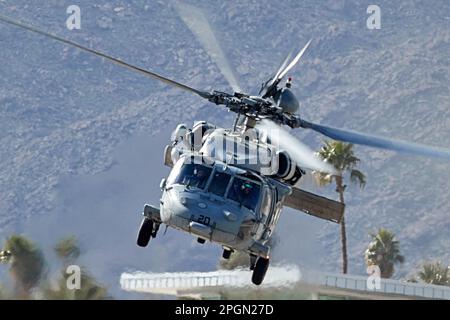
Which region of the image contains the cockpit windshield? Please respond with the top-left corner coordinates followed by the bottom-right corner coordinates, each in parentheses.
top-left (167, 157), bottom-right (262, 212)
top-left (228, 177), bottom-right (261, 212)
top-left (208, 171), bottom-right (231, 197)
top-left (173, 163), bottom-right (212, 189)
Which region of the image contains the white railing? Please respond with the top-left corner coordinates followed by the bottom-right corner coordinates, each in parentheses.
top-left (120, 267), bottom-right (450, 300)
top-left (318, 273), bottom-right (450, 300)
top-left (120, 266), bottom-right (301, 292)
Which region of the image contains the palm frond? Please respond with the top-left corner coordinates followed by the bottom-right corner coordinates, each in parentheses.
top-left (54, 236), bottom-right (81, 264)
top-left (350, 169), bottom-right (366, 189)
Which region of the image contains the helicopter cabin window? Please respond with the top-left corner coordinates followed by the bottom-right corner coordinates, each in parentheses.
top-left (228, 178), bottom-right (261, 212)
top-left (173, 163), bottom-right (212, 189)
top-left (208, 171), bottom-right (231, 197)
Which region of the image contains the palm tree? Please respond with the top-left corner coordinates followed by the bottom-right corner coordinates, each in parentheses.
top-left (364, 228), bottom-right (404, 278)
top-left (43, 269), bottom-right (109, 300)
top-left (315, 140), bottom-right (366, 274)
top-left (1, 235), bottom-right (45, 298)
top-left (417, 262), bottom-right (449, 285)
top-left (1, 235), bottom-right (109, 299)
top-left (54, 236), bottom-right (81, 266)
top-left (43, 236), bottom-right (109, 300)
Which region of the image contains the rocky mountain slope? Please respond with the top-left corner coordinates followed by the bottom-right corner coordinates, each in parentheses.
top-left (0, 0), bottom-right (449, 294)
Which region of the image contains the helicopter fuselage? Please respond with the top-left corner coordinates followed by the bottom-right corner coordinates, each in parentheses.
top-left (157, 155), bottom-right (290, 258)
top-left (138, 120), bottom-right (297, 261)
top-left (138, 120), bottom-right (345, 286)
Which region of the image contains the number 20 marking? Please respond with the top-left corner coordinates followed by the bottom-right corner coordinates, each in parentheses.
top-left (198, 215), bottom-right (210, 226)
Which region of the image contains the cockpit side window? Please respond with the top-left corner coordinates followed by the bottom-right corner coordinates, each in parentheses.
top-left (228, 177), bottom-right (261, 212)
top-left (208, 171), bottom-right (231, 197)
top-left (172, 163), bottom-right (212, 189)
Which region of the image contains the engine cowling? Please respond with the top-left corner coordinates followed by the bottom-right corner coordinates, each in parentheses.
top-left (187, 121), bottom-right (216, 151)
top-left (275, 151), bottom-right (303, 185)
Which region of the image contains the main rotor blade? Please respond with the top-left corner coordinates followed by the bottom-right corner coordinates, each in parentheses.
top-left (0, 15), bottom-right (211, 99)
top-left (301, 120), bottom-right (450, 161)
top-left (258, 120), bottom-right (336, 174)
top-left (174, 2), bottom-right (242, 93)
top-left (278, 39), bottom-right (312, 80)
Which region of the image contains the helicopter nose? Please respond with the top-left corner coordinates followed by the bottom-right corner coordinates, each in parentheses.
top-left (161, 189), bottom-right (243, 243)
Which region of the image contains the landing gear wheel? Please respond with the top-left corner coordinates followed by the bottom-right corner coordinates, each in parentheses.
top-left (137, 218), bottom-right (153, 247)
top-left (251, 257), bottom-right (269, 285)
top-left (222, 249), bottom-right (232, 259)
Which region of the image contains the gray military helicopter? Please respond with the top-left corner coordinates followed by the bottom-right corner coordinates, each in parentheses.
top-left (2, 3), bottom-right (450, 285)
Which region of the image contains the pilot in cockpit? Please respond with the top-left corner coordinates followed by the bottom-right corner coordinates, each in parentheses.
top-left (230, 180), bottom-right (259, 211)
top-left (183, 166), bottom-right (209, 189)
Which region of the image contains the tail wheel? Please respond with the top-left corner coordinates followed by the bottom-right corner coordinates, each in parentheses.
top-left (251, 257), bottom-right (270, 285)
top-left (137, 218), bottom-right (153, 247)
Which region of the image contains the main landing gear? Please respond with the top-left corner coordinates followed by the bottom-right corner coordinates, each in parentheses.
top-left (219, 250), bottom-right (269, 285)
top-left (136, 217), bottom-right (159, 247)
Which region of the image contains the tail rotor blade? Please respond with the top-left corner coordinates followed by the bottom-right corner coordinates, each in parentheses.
top-left (301, 120), bottom-right (450, 161)
top-left (174, 2), bottom-right (242, 93)
top-left (261, 39), bottom-right (311, 98)
top-left (278, 39), bottom-right (312, 80)
top-left (259, 50), bottom-right (293, 96)
top-left (273, 51), bottom-right (293, 83)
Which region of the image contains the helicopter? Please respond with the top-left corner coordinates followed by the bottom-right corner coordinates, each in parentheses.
top-left (2, 3), bottom-right (450, 285)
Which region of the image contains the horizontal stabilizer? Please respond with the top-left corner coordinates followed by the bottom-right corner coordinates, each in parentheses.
top-left (284, 187), bottom-right (344, 223)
